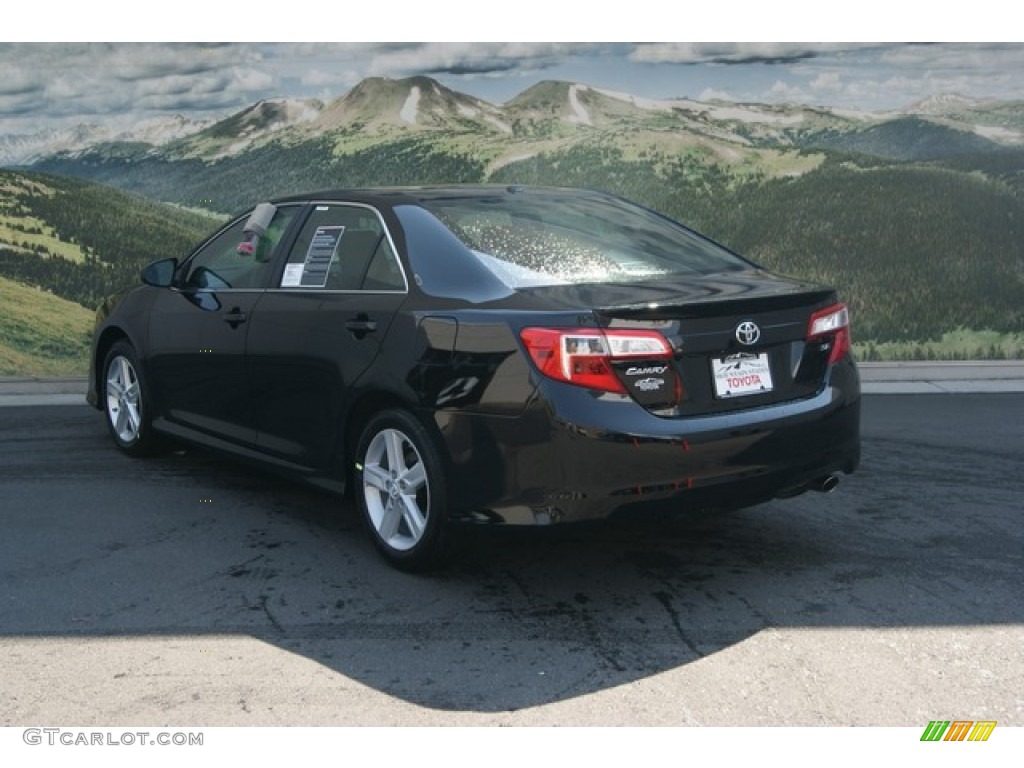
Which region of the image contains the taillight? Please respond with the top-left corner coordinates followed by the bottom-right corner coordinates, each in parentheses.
top-left (519, 327), bottom-right (673, 394)
top-left (807, 303), bottom-right (851, 365)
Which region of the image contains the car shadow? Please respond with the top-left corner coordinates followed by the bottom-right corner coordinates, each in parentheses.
top-left (1, 401), bottom-right (1022, 714)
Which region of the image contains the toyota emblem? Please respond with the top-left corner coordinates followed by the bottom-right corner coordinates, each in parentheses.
top-left (735, 321), bottom-right (760, 346)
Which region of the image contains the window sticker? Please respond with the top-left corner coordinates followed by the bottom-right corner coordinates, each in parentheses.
top-left (298, 225), bottom-right (345, 288)
top-left (280, 263), bottom-right (304, 287)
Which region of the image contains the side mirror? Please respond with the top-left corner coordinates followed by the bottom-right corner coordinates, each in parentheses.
top-left (141, 257), bottom-right (178, 287)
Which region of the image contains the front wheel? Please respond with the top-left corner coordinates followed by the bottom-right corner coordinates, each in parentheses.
top-left (354, 408), bottom-right (451, 571)
top-left (102, 340), bottom-right (162, 456)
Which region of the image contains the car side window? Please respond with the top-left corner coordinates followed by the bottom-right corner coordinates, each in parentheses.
top-left (279, 205), bottom-right (405, 291)
top-left (183, 206), bottom-right (299, 290)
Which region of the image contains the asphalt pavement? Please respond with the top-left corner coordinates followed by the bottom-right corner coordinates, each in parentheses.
top-left (0, 384), bottom-right (1021, 725)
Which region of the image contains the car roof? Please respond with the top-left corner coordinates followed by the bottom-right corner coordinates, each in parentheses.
top-left (269, 185), bottom-right (608, 208)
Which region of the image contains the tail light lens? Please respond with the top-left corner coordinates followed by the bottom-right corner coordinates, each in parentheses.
top-left (807, 303), bottom-right (851, 365)
top-left (519, 327), bottom-right (673, 394)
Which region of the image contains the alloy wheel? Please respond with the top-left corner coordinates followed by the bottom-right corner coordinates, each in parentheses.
top-left (106, 355), bottom-right (142, 444)
top-left (361, 427), bottom-right (430, 552)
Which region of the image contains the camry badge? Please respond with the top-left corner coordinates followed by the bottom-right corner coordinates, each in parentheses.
top-left (735, 321), bottom-right (761, 346)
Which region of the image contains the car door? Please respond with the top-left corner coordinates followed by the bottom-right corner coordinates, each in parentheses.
top-left (147, 205), bottom-right (301, 445)
top-left (245, 202), bottom-right (409, 469)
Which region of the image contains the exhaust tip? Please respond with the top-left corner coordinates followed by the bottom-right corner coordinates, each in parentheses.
top-left (815, 474), bottom-right (840, 493)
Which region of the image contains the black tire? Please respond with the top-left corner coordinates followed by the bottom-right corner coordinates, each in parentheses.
top-left (354, 408), bottom-right (452, 572)
top-left (101, 340), bottom-right (162, 456)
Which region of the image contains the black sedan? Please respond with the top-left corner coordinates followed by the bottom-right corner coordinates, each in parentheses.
top-left (87, 186), bottom-right (860, 570)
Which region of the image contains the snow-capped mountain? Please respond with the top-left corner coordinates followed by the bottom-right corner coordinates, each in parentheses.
top-left (0, 115), bottom-right (214, 166)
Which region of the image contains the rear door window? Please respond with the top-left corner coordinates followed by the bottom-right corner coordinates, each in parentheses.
top-left (278, 204), bottom-right (405, 292)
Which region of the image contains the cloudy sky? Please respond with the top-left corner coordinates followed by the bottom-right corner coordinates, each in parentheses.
top-left (2, 39), bottom-right (1022, 136)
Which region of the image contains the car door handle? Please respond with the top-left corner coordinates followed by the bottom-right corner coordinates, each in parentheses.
top-left (345, 315), bottom-right (377, 337)
top-left (223, 308), bottom-right (248, 327)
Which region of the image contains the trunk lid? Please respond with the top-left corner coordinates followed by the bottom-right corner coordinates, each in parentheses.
top-left (519, 270), bottom-right (840, 415)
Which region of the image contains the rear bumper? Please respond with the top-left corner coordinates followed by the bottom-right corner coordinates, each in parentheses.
top-left (438, 361), bottom-right (861, 524)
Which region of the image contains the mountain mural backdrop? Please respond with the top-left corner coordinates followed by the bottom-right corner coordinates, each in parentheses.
top-left (2, 75), bottom-right (1023, 374)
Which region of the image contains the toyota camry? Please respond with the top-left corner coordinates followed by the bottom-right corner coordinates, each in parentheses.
top-left (87, 186), bottom-right (860, 570)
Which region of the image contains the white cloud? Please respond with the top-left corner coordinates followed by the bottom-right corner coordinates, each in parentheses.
top-left (0, 66), bottom-right (40, 96)
top-left (768, 80), bottom-right (809, 103)
top-left (810, 72), bottom-right (841, 92)
top-left (630, 42), bottom-right (882, 65)
top-left (300, 69), bottom-right (341, 87)
top-left (361, 41), bottom-right (597, 78)
top-left (877, 42), bottom-right (1024, 71)
top-left (44, 76), bottom-right (84, 101)
top-left (698, 87), bottom-right (736, 102)
top-left (232, 68), bottom-right (275, 92)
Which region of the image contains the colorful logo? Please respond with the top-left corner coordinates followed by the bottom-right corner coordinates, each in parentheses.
top-left (920, 720), bottom-right (996, 742)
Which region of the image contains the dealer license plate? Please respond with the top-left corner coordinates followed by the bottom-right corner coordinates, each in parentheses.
top-left (711, 352), bottom-right (774, 398)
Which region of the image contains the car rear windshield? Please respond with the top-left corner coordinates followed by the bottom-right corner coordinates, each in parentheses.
top-left (417, 190), bottom-right (749, 288)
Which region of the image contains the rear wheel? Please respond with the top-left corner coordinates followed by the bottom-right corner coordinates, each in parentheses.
top-left (354, 408), bottom-right (451, 571)
top-left (102, 340), bottom-right (161, 456)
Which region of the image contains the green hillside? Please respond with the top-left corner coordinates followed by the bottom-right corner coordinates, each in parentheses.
top-left (716, 162), bottom-right (1024, 342)
top-left (802, 117), bottom-right (1001, 161)
top-left (0, 170), bottom-right (220, 311)
top-left (0, 275), bottom-right (92, 375)
top-left (35, 135), bottom-right (488, 214)
top-left (934, 147), bottom-right (1024, 195)
top-left (0, 170), bottom-right (222, 374)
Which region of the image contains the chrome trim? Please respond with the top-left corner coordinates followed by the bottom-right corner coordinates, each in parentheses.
top-left (170, 287), bottom-right (267, 294)
top-left (171, 287), bottom-right (405, 295)
top-left (272, 289), bottom-right (409, 295)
